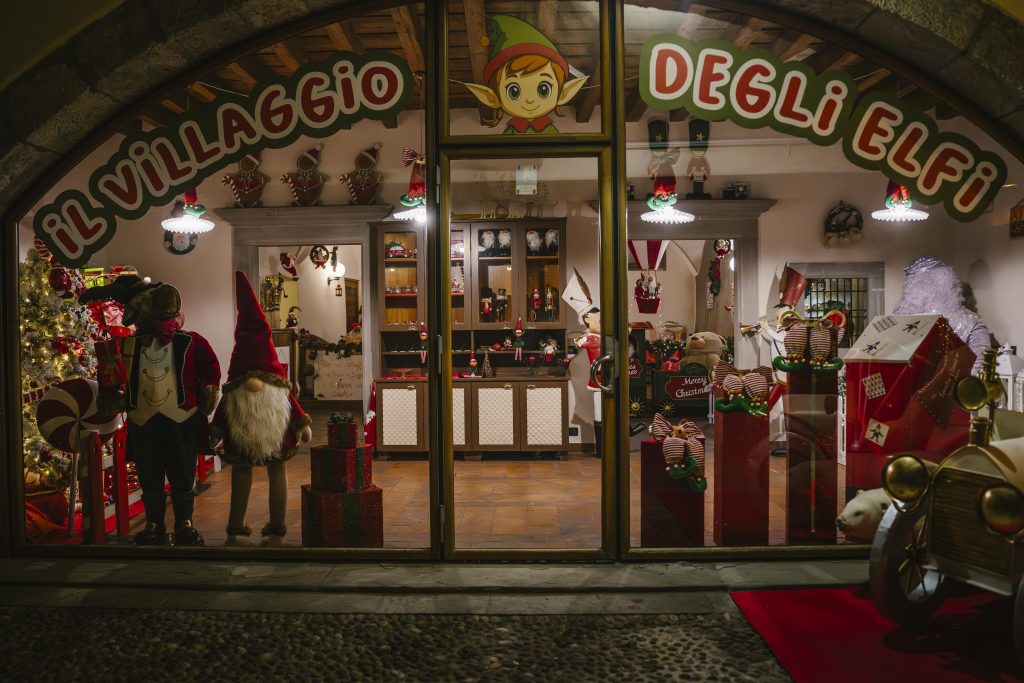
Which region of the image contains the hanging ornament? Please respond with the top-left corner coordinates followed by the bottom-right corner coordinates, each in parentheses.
top-left (707, 238), bottom-right (731, 302)
top-left (340, 143), bottom-right (384, 205)
top-left (222, 151), bottom-right (268, 207)
top-left (309, 245), bottom-right (330, 269)
top-left (823, 200), bottom-right (864, 247)
top-left (641, 119), bottom-right (694, 224)
top-left (162, 228), bottom-right (199, 255)
top-left (281, 144), bottom-right (328, 206)
top-left (161, 189), bottom-right (215, 234)
top-left (279, 251), bottom-right (300, 279)
top-left (628, 240), bottom-right (668, 313)
top-left (871, 180), bottom-right (928, 222)
top-left (48, 267), bottom-right (86, 299)
top-left (394, 148), bottom-right (426, 222)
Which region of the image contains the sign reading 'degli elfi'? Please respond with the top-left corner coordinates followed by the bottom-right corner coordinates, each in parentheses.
top-left (35, 51), bottom-right (413, 267)
top-left (641, 37), bottom-right (1006, 222)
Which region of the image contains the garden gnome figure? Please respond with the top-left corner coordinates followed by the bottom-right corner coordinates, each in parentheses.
top-left (340, 143), bottom-right (384, 205)
top-left (212, 272), bottom-right (313, 547)
top-left (282, 145), bottom-right (328, 206)
top-left (222, 152), bottom-right (268, 208)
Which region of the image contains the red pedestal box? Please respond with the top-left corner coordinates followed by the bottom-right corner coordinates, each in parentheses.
top-left (640, 439), bottom-right (705, 547)
top-left (713, 400), bottom-right (770, 546)
top-left (785, 369), bottom-right (839, 545)
top-left (844, 315), bottom-right (972, 493)
top-left (310, 445), bottom-right (373, 492)
top-left (301, 484), bottom-right (383, 548)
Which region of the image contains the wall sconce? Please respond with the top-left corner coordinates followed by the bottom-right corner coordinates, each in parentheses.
top-left (327, 276), bottom-right (344, 296)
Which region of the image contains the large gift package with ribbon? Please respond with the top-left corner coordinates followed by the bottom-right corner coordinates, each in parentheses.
top-left (711, 362), bottom-right (773, 546)
top-left (327, 412), bottom-right (359, 448)
top-left (640, 414), bottom-right (706, 547)
top-left (93, 338), bottom-right (127, 389)
top-left (773, 310), bottom-right (846, 544)
top-left (302, 426), bottom-right (383, 547)
top-left (310, 445), bottom-right (372, 492)
top-left (843, 315), bottom-right (973, 493)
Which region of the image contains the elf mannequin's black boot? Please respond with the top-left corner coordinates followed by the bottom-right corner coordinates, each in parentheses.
top-left (593, 421), bottom-right (602, 457)
top-left (134, 499), bottom-right (170, 545)
top-left (174, 520), bottom-right (204, 546)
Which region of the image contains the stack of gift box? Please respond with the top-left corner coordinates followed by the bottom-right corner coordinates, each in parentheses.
top-left (301, 413), bottom-right (384, 547)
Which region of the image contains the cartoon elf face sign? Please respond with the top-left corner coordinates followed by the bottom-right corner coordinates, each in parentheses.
top-left (463, 15), bottom-right (588, 135)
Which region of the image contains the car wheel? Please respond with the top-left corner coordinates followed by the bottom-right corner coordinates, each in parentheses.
top-left (870, 504), bottom-right (949, 625)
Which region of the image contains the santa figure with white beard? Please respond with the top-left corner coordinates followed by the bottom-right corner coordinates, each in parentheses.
top-left (211, 271), bottom-right (312, 546)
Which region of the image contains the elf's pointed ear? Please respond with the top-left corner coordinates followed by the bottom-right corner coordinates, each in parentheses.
top-left (557, 75), bottom-right (590, 105)
top-left (464, 82), bottom-right (501, 109)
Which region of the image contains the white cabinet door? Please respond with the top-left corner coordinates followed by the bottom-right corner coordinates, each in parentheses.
top-left (524, 384), bottom-right (566, 447)
top-left (379, 384), bottom-right (421, 448)
top-left (474, 383), bottom-right (517, 449)
top-left (452, 385), bottom-right (467, 448)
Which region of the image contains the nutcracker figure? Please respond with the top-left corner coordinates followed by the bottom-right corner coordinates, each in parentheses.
top-left (495, 288), bottom-right (509, 321)
top-left (530, 288), bottom-right (543, 321)
top-left (545, 286), bottom-right (557, 321)
top-left (480, 287), bottom-right (494, 322)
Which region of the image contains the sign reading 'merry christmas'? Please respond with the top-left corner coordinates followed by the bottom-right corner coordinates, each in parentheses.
top-left (641, 36), bottom-right (1006, 223)
top-left (35, 51), bottom-right (413, 267)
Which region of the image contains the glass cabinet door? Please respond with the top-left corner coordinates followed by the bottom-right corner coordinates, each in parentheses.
top-left (381, 227), bottom-right (421, 330)
top-left (472, 224), bottom-right (515, 329)
top-left (522, 221), bottom-right (564, 329)
top-left (451, 228), bottom-right (467, 327)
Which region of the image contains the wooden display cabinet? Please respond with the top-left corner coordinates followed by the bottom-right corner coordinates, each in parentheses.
top-left (378, 222), bottom-right (425, 332)
top-left (376, 379), bottom-right (427, 452)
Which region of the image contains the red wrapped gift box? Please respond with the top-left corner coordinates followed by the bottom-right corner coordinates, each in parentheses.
top-left (327, 418), bottom-right (359, 449)
top-left (640, 439), bottom-right (705, 547)
top-left (713, 393), bottom-right (770, 546)
top-left (310, 445), bottom-right (373, 492)
top-left (844, 315), bottom-right (972, 493)
top-left (94, 338), bottom-right (127, 389)
top-left (301, 484), bottom-right (383, 548)
top-left (784, 368), bottom-right (839, 545)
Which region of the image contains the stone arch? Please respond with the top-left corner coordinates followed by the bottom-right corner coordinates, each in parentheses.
top-left (1, 0), bottom-right (1023, 221)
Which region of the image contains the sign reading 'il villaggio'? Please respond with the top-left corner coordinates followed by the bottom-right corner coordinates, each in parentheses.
top-left (35, 51), bottom-right (413, 268)
top-left (641, 37), bottom-right (1007, 223)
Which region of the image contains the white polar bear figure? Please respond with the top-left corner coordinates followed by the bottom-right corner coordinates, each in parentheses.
top-left (836, 488), bottom-right (890, 541)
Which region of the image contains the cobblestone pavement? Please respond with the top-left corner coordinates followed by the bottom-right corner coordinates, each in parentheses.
top-left (0, 606), bottom-right (789, 682)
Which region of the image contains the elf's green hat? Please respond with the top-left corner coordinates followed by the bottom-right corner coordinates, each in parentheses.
top-left (482, 15), bottom-right (568, 84)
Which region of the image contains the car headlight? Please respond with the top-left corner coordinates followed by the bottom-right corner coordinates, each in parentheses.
top-left (978, 483), bottom-right (1024, 536)
top-left (881, 454), bottom-right (930, 504)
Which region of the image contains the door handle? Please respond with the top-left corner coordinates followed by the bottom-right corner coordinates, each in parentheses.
top-left (589, 352), bottom-right (615, 397)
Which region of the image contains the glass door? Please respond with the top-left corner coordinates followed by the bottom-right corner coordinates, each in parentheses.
top-left (441, 151), bottom-right (616, 557)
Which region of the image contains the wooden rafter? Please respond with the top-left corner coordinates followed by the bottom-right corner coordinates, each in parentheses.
top-left (670, 108), bottom-right (690, 123)
top-left (856, 68), bottom-right (891, 93)
top-left (272, 39), bottom-right (309, 75)
top-left (161, 96), bottom-right (186, 115)
top-left (138, 109), bottom-right (174, 130)
top-left (779, 33), bottom-right (816, 62)
top-left (733, 16), bottom-right (773, 50)
top-left (390, 5), bottom-right (424, 73)
top-left (225, 56), bottom-right (278, 90)
top-left (188, 82), bottom-right (217, 103)
top-left (325, 22), bottom-right (365, 53)
top-left (536, 0), bottom-right (557, 36)
top-left (382, 116), bottom-right (399, 129)
top-left (626, 89), bottom-right (648, 122)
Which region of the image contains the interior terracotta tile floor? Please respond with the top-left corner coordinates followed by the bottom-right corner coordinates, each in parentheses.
top-left (162, 411), bottom-right (849, 550)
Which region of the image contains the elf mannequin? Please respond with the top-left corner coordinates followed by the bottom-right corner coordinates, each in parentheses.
top-left (211, 272), bottom-right (313, 547)
top-left (563, 269), bottom-right (605, 455)
top-left (80, 276), bottom-right (220, 545)
top-left (513, 318), bottom-right (526, 361)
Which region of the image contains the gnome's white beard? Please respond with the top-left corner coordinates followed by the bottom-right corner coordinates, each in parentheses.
top-left (225, 383), bottom-right (291, 459)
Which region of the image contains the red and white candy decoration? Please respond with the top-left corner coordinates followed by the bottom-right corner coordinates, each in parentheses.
top-left (36, 379), bottom-right (124, 452)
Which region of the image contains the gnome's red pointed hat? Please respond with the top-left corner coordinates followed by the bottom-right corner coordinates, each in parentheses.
top-left (224, 270), bottom-right (291, 392)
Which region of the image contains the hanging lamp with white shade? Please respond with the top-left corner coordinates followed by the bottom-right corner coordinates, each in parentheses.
top-left (393, 147), bottom-right (427, 223)
top-left (871, 180), bottom-right (929, 223)
top-left (640, 119), bottom-right (695, 224)
top-left (161, 189), bottom-right (215, 234)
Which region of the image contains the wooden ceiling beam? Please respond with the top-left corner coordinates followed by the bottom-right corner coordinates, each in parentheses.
top-left (574, 79), bottom-right (601, 123)
top-left (733, 17), bottom-right (773, 50)
top-left (463, 0), bottom-right (491, 124)
top-left (325, 21), bottom-right (365, 53)
top-left (225, 56), bottom-right (278, 89)
top-left (161, 96), bottom-right (186, 115)
top-left (390, 5), bottom-right (425, 73)
top-left (382, 116), bottom-right (399, 129)
top-left (187, 82), bottom-right (217, 103)
top-left (935, 103), bottom-right (960, 120)
top-left (536, 0), bottom-right (557, 37)
top-left (856, 68), bottom-right (891, 93)
top-left (670, 108), bottom-right (690, 123)
top-left (138, 109), bottom-right (174, 130)
top-left (272, 39), bottom-right (309, 75)
top-left (625, 89), bottom-right (647, 122)
top-left (779, 33), bottom-right (816, 62)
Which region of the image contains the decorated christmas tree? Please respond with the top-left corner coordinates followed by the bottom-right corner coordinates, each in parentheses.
top-left (19, 246), bottom-right (98, 490)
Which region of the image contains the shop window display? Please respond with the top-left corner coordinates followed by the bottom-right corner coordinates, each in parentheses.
top-left (8, 0), bottom-right (1024, 564)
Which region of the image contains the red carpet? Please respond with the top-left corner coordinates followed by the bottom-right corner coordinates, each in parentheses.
top-left (732, 586), bottom-right (1023, 683)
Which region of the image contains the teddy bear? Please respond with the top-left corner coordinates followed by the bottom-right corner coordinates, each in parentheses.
top-left (835, 488), bottom-right (890, 541)
top-left (679, 331), bottom-right (728, 373)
